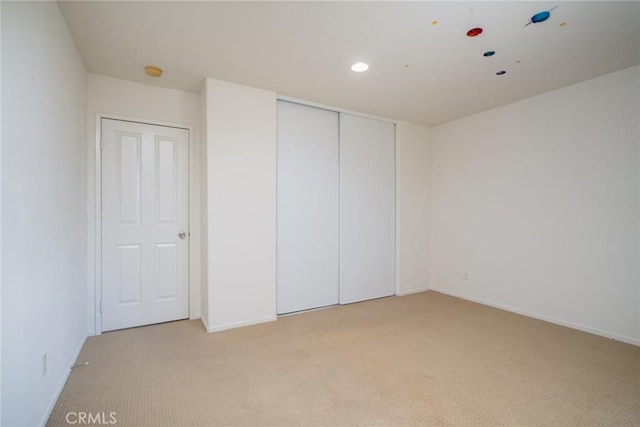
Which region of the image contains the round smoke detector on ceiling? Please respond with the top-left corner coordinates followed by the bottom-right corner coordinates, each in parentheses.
top-left (145, 65), bottom-right (163, 78)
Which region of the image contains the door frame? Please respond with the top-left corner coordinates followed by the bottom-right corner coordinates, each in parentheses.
top-left (94, 114), bottom-right (198, 334)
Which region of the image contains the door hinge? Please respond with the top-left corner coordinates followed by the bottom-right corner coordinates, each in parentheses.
top-left (99, 139), bottom-right (103, 150)
top-left (99, 301), bottom-right (103, 314)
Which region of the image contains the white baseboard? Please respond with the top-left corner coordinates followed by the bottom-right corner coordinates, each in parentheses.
top-left (396, 286), bottom-right (431, 297)
top-left (433, 288), bottom-right (640, 347)
top-left (205, 315), bottom-right (277, 333)
top-left (200, 316), bottom-right (210, 332)
top-left (40, 334), bottom-right (88, 426)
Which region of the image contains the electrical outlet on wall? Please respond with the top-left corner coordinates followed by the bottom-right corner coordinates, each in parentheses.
top-left (42, 352), bottom-right (48, 377)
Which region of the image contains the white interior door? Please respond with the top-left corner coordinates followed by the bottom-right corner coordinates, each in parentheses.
top-left (277, 101), bottom-right (340, 314)
top-left (101, 118), bottom-right (189, 331)
top-left (340, 114), bottom-right (396, 304)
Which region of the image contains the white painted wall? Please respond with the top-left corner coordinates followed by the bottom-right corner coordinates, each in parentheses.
top-left (200, 87), bottom-right (209, 325)
top-left (396, 121), bottom-right (431, 296)
top-left (86, 74), bottom-right (202, 334)
top-left (1, 2), bottom-right (87, 425)
top-left (203, 78), bottom-right (277, 332)
top-left (430, 65), bottom-right (640, 345)
top-left (0, 1), bottom-right (3, 422)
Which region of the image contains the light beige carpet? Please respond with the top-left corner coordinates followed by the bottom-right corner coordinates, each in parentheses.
top-left (48, 291), bottom-right (639, 426)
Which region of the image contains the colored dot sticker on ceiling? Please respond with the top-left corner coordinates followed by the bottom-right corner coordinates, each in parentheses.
top-left (496, 70), bottom-right (506, 75)
top-left (483, 50), bottom-right (495, 57)
top-left (432, 20), bottom-right (439, 26)
top-left (467, 27), bottom-right (483, 37)
top-left (525, 6), bottom-right (558, 26)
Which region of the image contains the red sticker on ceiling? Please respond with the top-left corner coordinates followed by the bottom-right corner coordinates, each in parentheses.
top-left (466, 27), bottom-right (483, 37)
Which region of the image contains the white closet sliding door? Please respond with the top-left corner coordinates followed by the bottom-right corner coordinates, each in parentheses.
top-left (277, 101), bottom-right (340, 314)
top-left (340, 114), bottom-right (396, 304)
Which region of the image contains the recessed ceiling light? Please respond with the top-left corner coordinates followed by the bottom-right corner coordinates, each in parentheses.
top-left (351, 62), bottom-right (369, 72)
top-left (145, 65), bottom-right (163, 78)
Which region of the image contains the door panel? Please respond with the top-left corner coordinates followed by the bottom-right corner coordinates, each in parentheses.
top-left (276, 101), bottom-right (340, 314)
top-left (117, 244), bottom-right (141, 304)
top-left (155, 243), bottom-right (177, 300)
top-left (155, 136), bottom-right (178, 223)
top-left (102, 118), bottom-right (189, 331)
top-left (118, 133), bottom-right (141, 224)
top-left (339, 114), bottom-right (396, 304)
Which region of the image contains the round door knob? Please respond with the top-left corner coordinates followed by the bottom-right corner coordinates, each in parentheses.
top-left (178, 231), bottom-right (186, 240)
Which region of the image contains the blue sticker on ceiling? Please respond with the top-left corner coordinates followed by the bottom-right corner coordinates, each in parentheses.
top-left (526, 6), bottom-right (558, 26)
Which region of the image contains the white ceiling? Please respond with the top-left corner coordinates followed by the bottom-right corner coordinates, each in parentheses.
top-left (58, 1), bottom-right (640, 126)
